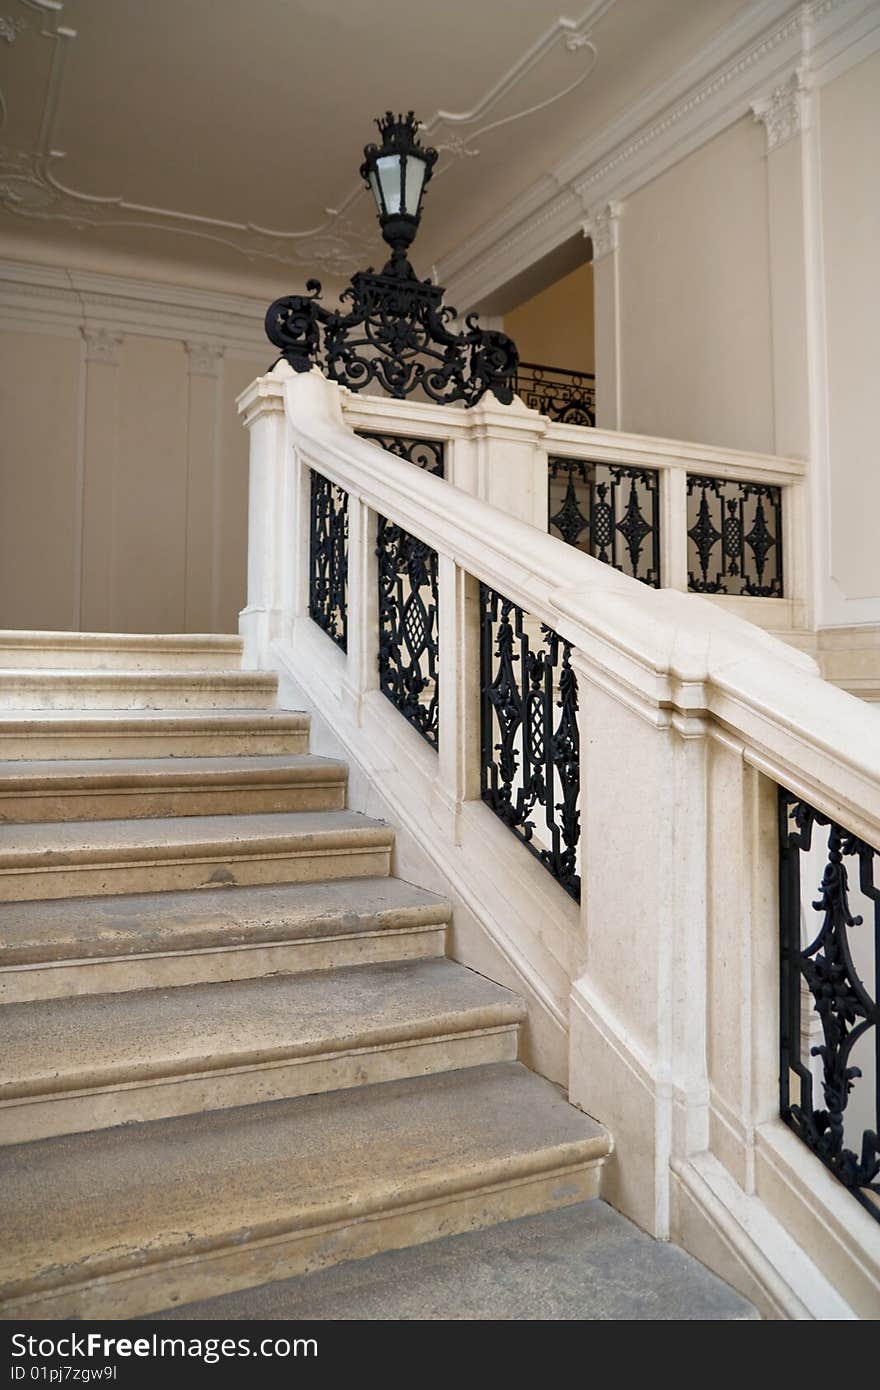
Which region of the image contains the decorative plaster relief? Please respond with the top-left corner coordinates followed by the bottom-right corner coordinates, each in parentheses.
top-left (583, 201), bottom-right (622, 261)
top-left (184, 340), bottom-right (225, 378)
top-left (0, 0), bottom-right (613, 273)
top-left (0, 15), bottom-right (25, 42)
top-left (752, 69), bottom-right (810, 151)
top-left (82, 326), bottom-right (123, 365)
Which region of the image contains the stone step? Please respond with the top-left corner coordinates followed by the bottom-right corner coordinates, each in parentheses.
top-left (0, 958), bottom-right (525, 1143)
top-left (0, 810), bottom-right (393, 902)
top-left (0, 669), bottom-right (277, 711)
top-left (0, 1061), bottom-right (611, 1319)
top-left (0, 878), bottom-right (450, 1003)
top-left (0, 754), bottom-right (347, 822)
top-left (159, 1200), bottom-right (759, 1321)
top-left (0, 631), bottom-right (244, 672)
top-left (0, 709), bottom-right (310, 760)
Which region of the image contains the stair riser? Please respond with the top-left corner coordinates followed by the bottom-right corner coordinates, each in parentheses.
top-left (0, 730), bottom-right (310, 760)
top-left (0, 1026), bottom-right (520, 1145)
top-left (0, 1158), bottom-right (605, 1319)
top-left (0, 782), bottom-right (346, 823)
top-left (0, 635), bottom-right (243, 673)
top-left (0, 685), bottom-right (277, 711)
top-left (0, 925), bottom-right (447, 1004)
top-left (0, 845), bottom-right (392, 903)
top-left (0, 654), bottom-right (244, 673)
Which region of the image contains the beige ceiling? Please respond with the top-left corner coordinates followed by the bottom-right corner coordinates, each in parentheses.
top-left (0, 0), bottom-right (751, 298)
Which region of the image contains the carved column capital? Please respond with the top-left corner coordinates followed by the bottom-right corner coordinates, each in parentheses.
top-left (583, 201), bottom-right (622, 262)
top-left (82, 326), bottom-right (124, 366)
top-left (752, 70), bottom-right (809, 153)
top-left (185, 340), bottom-right (225, 377)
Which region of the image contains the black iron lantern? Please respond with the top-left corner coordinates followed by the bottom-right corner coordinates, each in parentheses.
top-left (264, 111), bottom-right (518, 406)
top-left (359, 111), bottom-right (438, 257)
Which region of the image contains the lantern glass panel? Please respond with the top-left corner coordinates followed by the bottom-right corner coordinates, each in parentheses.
top-left (376, 155), bottom-right (403, 215)
top-left (403, 156), bottom-right (427, 215)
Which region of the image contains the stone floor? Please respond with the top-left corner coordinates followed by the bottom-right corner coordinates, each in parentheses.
top-left (155, 1199), bottom-right (759, 1321)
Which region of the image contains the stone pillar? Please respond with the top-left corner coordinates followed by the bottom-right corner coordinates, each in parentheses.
top-left (461, 393), bottom-right (549, 530)
top-left (184, 341), bottom-right (224, 633)
top-left (80, 327), bottom-right (124, 632)
top-left (236, 363), bottom-right (290, 668)
top-left (752, 70), bottom-right (815, 627)
top-left (583, 203), bottom-right (623, 431)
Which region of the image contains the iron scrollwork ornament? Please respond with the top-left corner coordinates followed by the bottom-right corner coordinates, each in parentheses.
top-left (779, 791), bottom-right (880, 1221)
top-left (265, 112), bottom-right (518, 408)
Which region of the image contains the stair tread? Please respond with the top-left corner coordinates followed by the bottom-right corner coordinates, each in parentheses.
top-left (0, 753), bottom-right (347, 790)
top-left (0, 1061), bottom-right (610, 1298)
top-left (0, 809), bottom-right (392, 867)
top-left (0, 958), bottom-right (524, 1098)
top-left (0, 877), bottom-right (449, 966)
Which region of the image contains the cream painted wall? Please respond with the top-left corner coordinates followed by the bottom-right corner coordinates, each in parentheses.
top-left (504, 262), bottom-right (595, 373)
top-left (0, 309), bottom-right (266, 634)
top-left (616, 117), bottom-right (775, 454)
top-left (819, 51), bottom-right (880, 606)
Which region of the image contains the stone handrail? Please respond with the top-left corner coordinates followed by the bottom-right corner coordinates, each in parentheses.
top-left (238, 362), bottom-right (880, 1317)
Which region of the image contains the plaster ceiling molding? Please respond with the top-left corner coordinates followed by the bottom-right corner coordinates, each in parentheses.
top-left (420, 1), bottom-right (614, 167)
top-left (0, 0), bottom-right (616, 280)
top-left (752, 68), bottom-right (811, 149)
top-left (439, 0), bottom-right (878, 310)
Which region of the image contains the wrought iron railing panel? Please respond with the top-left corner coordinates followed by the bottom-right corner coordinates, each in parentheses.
top-left (515, 362), bottom-right (596, 426)
top-left (548, 456), bottom-right (660, 588)
top-left (356, 433), bottom-right (444, 479)
top-left (480, 584), bottom-right (580, 901)
top-left (360, 434), bottom-right (444, 749)
top-left (779, 790), bottom-right (879, 1222)
top-left (687, 475), bottom-right (783, 596)
top-left (377, 519), bottom-right (439, 747)
top-left (309, 469), bottom-right (349, 652)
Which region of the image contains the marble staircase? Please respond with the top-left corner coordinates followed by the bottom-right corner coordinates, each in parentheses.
top-left (0, 631), bottom-right (611, 1320)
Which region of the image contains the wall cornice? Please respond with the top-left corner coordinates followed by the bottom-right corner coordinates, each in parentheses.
top-left (439, 0), bottom-right (880, 308)
top-left (0, 257), bottom-right (269, 354)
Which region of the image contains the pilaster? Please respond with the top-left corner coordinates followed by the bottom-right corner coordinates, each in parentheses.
top-left (184, 341), bottom-right (224, 632)
top-left (583, 202), bottom-right (622, 431)
top-left (79, 326), bottom-right (124, 631)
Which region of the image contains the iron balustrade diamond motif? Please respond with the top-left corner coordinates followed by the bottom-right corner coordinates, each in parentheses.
top-left (360, 433), bottom-right (444, 750)
top-left (480, 585), bottom-right (580, 901)
top-left (514, 362), bottom-right (596, 426)
top-left (687, 476), bottom-right (783, 596)
top-left (548, 457), bottom-right (660, 587)
top-left (309, 469), bottom-right (349, 651)
top-left (779, 790), bottom-right (880, 1223)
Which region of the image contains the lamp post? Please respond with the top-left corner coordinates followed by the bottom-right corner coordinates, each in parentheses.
top-left (265, 112), bottom-right (517, 406)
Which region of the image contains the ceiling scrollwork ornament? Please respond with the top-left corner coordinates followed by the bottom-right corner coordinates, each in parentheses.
top-left (0, 0), bottom-right (613, 274)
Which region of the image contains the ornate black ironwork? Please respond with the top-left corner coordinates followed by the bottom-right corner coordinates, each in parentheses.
top-left (364, 433), bottom-right (444, 748)
top-left (480, 585), bottom-right (580, 901)
top-left (356, 433), bottom-right (444, 478)
top-left (377, 518), bottom-right (439, 747)
top-left (266, 269), bottom-right (517, 408)
top-left (549, 456), bottom-right (660, 587)
top-left (308, 469), bottom-right (348, 651)
top-left (779, 790), bottom-right (879, 1222)
top-left (687, 476), bottom-right (783, 596)
top-left (265, 111), bottom-right (517, 408)
top-left (515, 362), bottom-right (596, 426)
